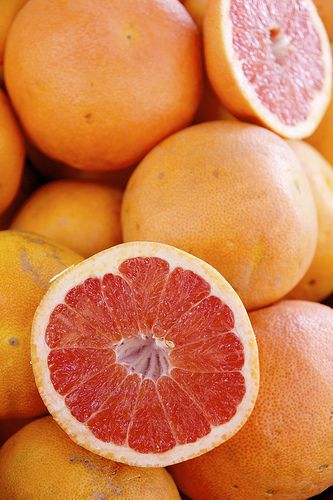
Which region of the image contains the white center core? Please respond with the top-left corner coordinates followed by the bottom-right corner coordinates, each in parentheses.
top-left (115, 335), bottom-right (171, 382)
top-left (270, 28), bottom-right (290, 63)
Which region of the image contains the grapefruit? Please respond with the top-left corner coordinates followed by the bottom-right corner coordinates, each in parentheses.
top-left (4, 0), bottom-right (202, 172)
top-left (0, 230), bottom-right (82, 419)
top-left (0, 0), bottom-right (28, 83)
top-left (0, 162), bottom-right (41, 231)
top-left (183, 0), bottom-right (207, 31)
top-left (204, 0), bottom-right (332, 139)
top-left (308, 95), bottom-right (333, 165)
top-left (11, 180), bottom-right (122, 258)
top-left (194, 78), bottom-right (237, 123)
top-left (314, 0), bottom-right (333, 40)
top-left (122, 121), bottom-right (318, 311)
top-left (170, 300), bottom-right (333, 499)
top-left (286, 141), bottom-right (333, 302)
top-left (0, 90), bottom-right (25, 216)
top-left (31, 241), bottom-right (259, 467)
top-left (0, 416), bottom-right (180, 499)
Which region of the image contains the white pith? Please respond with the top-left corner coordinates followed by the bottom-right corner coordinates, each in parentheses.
top-left (221, 0), bottom-right (333, 138)
top-left (31, 241), bottom-right (259, 467)
top-left (115, 334), bottom-right (171, 381)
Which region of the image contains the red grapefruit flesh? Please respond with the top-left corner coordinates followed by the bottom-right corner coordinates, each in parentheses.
top-left (204, 0), bottom-right (332, 138)
top-left (32, 242), bottom-right (259, 467)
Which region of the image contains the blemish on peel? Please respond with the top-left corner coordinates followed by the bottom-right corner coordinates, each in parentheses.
top-left (8, 337), bottom-right (19, 346)
top-left (84, 113), bottom-right (93, 124)
top-left (20, 249), bottom-right (49, 289)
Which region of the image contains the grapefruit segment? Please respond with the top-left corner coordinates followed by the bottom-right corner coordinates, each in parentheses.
top-left (88, 374), bottom-right (141, 446)
top-left (48, 348), bottom-right (115, 396)
top-left (64, 363), bottom-right (126, 424)
top-left (65, 278), bottom-right (120, 337)
top-left (32, 242), bottom-right (259, 467)
top-left (127, 379), bottom-right (176, 454)
top-left (170, 331), bottom-right (244, 372)
top-left (119, 257), bottom-right (170, 333)
top-left (172, 370), bottom-right (246, 426)
top-left (153, 267), bottom-right (211, 337)
top-left (204, 0), bottom-right (332, 138)
top-left (165, 295), bottom-right (234, 346)
top-left (102, 274), bottom-right (139, 338)
top-left (46, 304), bottom-right (116, 348)
top-left (157, 376), bottom-right (211, 444)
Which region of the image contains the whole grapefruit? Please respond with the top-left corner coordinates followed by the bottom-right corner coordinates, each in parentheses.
top-left (0, 90), bottom-right (25, 216)
top-left (0, 416), bottom-right (180, 499)
top-left (4, 0), bottom-right (201, 171)
top-left (11, 180), bottom-right (122, 257)
top-left (0, 230), bottom-right (82, 419)
top-left (287, 141), bottom-right (333, 302)
top-left (122, 121), bottom-right (317, 311)
top-left (308, 96), bottom-right (333, 166)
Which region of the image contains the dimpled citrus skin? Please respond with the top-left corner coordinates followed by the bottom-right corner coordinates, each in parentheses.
top-left (0, 231), bottom-right (82, 419)
top-left (4, 0), bottom-right (201, 172)
top-left (0, 417), bottom-right (181, 500)
top-left (170, 301), bottom-right (333, 500)
top-left (11, 180), bottom-right (122, 257)
top-left (0, 0), bottom-right (28, 81)
top-left (308, 96), bottom-right (333, 165)
top-left (286, 141), bottom-right (333, 301)
top-left (122, 121), bottom-right (317, 311)
top-left (0, 90), bottom-right (25, 215)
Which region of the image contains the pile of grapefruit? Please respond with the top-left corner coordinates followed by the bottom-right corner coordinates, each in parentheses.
top-left (0, 0), bottom-right (333, 499)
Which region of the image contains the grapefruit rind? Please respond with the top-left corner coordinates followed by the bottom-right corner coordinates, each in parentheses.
top-left (204, 0), bottom-right (333, 139)
top-left (31, 242), bottom-right (259, 467)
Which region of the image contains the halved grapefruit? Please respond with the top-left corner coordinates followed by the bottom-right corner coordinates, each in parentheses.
top-left (204, 0), bottom-right (332, 138)
top-left (31, 242), bottom-right (259, 467)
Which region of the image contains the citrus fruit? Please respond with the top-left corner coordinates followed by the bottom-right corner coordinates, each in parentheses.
top-left (194, 78), bottom-right (237, 123)
top-left (308, 95), bottom-right (333, 165)
top-left (0, 163), bottom-right (41, 231)
top-left (286, 141), bottom-right (333, 302)
top-left (170, 300), bottom-right (333, 499)
top-left (183, 0), bottom-right (207, 31)
top-left (0, 418), bottom-right (34, 447)
top-left (0, 90), bottom-right (25, 216)
top-left (31, 241), bottom-right (259, 467)
top-left (0, 230), bottom-right (82, 419)
top-left (204, 0), bottom-right (332, 139)
top-left (4, 0), bottom-right (201, 172)
top-left (314, 0), bottom-right (333, 39)
top-left (122, 121), bottom-right (317, 311)
top-left (0, 0), bottom-right (28, 82)
top-left (11, 180), bottom-right (122, 258)
top-left (0, 416), bottom-right (180, 499)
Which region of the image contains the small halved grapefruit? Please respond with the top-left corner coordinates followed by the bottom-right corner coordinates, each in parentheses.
top-left (204, 0), bottom-right (333, 139)
top-left (31, 242), bottom-right (259, 467)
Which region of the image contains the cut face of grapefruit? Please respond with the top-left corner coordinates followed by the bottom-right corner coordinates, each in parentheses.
top-left (31, 242), bottom-right (259, 467)
top-left (204, 0), bottom-right (333, 139)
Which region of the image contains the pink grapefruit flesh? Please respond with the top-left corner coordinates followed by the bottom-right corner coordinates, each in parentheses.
top-left (204, 0), bottom-right (332, 138)
top-left (32, 242), bottom-right (259, 467)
